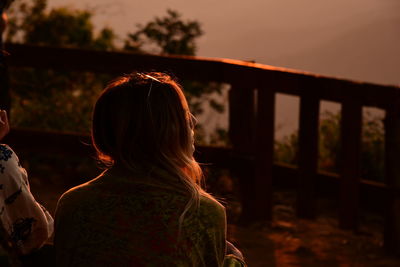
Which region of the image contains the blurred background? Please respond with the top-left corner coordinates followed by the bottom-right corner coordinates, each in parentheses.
top-left (2, 1), bottom-right (400, 265)
top-left (43, 0), bottom-right (400, 138)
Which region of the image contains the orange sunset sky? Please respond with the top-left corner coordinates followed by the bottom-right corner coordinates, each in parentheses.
top-left (47, 0), bottom-right (400, 86)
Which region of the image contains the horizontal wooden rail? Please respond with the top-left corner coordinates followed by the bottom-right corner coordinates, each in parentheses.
top-left (3, 128), bottom-right (388, 209)
top-left (5, 43), bottom-right (400, 109)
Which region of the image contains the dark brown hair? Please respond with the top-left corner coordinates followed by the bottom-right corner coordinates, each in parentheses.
top-left (92, 71), bottom-right (204, 195)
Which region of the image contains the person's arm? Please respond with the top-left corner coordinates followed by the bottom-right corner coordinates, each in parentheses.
top-left (0, 144), bottom-right (54, 255)
top-left (0, 110), bottom-right (54, 255)
top-left (197, 196), bottom-right (246, 267)
top-left (224, 241), bottom-right (246, 267)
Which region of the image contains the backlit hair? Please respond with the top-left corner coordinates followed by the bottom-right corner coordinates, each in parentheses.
top-left (91, 72), bottom-right (206, 231)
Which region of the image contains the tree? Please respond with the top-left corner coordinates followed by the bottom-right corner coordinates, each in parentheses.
top-left (124, 9), bottom-right (202, 56)
top-left (6, 0), bottom-right (115, 132)
top-left (274, 131), bottom-right (298, 165)
top-left (7, 3), bottom-right (227, 144)
top-left (274, 111), bottom-right (385, 182)
top-left (7, 0), bottom-right (115, 50)
top-left (125, 9), bottom-right (227, 145)
top-left (318, 111), bottom-right (341, 173)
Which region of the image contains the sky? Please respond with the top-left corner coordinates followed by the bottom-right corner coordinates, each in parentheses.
top-left (47, 0), bottom-right (400, 138)
top-left (48, 0), bottom-right (400, 85)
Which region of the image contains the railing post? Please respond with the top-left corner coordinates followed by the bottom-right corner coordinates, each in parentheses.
top-left (253, 81), bottom-right (275, 221)
top-left (384, 102), bottom-right (400, 256)
top-left (339, 97), bottom-right (362, 230)
top-left (229, 80), bottom-right (257, 222)
top-left (297, 79), bottom-right (320, 219)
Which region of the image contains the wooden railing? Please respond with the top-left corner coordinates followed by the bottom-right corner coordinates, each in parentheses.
top-left (3, 43), bottom-right (400, 255)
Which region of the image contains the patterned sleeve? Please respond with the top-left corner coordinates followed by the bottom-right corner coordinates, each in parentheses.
top-left (0, 144), bottom-right (54, 255)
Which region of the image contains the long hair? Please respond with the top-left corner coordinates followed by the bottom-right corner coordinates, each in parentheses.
top-left (91, 72), bottom-right (206, 231)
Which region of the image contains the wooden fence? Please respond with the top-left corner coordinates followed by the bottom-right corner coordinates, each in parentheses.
top-left (2, 43), bottom-right (400, 255)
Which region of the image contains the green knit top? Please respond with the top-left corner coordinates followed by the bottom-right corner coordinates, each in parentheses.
top-left (54, 167), bottom-right (245, 267)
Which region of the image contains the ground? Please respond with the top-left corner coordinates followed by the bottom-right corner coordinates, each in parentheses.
top-left (226, 190), bottom-right (400, 267)
top-left (229, 218), bottom-right (398, 266)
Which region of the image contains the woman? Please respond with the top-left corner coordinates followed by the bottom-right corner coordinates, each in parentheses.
top-left (0, 110), bottom-right (54, 265)
top-left (54, 72), bottom-right (245, 266)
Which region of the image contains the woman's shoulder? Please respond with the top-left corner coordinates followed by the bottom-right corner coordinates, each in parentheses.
top-left (200, 194), bottom-right (225, 210)
top-left (198, 193), bottom-right (226, 222)
top-left (59, 182), bottom-right (92, 200)
top-left (57, 171), bottom-right (109, 208)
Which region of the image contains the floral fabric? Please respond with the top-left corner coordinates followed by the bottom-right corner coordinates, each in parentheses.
top-left (0, 144), bottom-right (54, 258)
